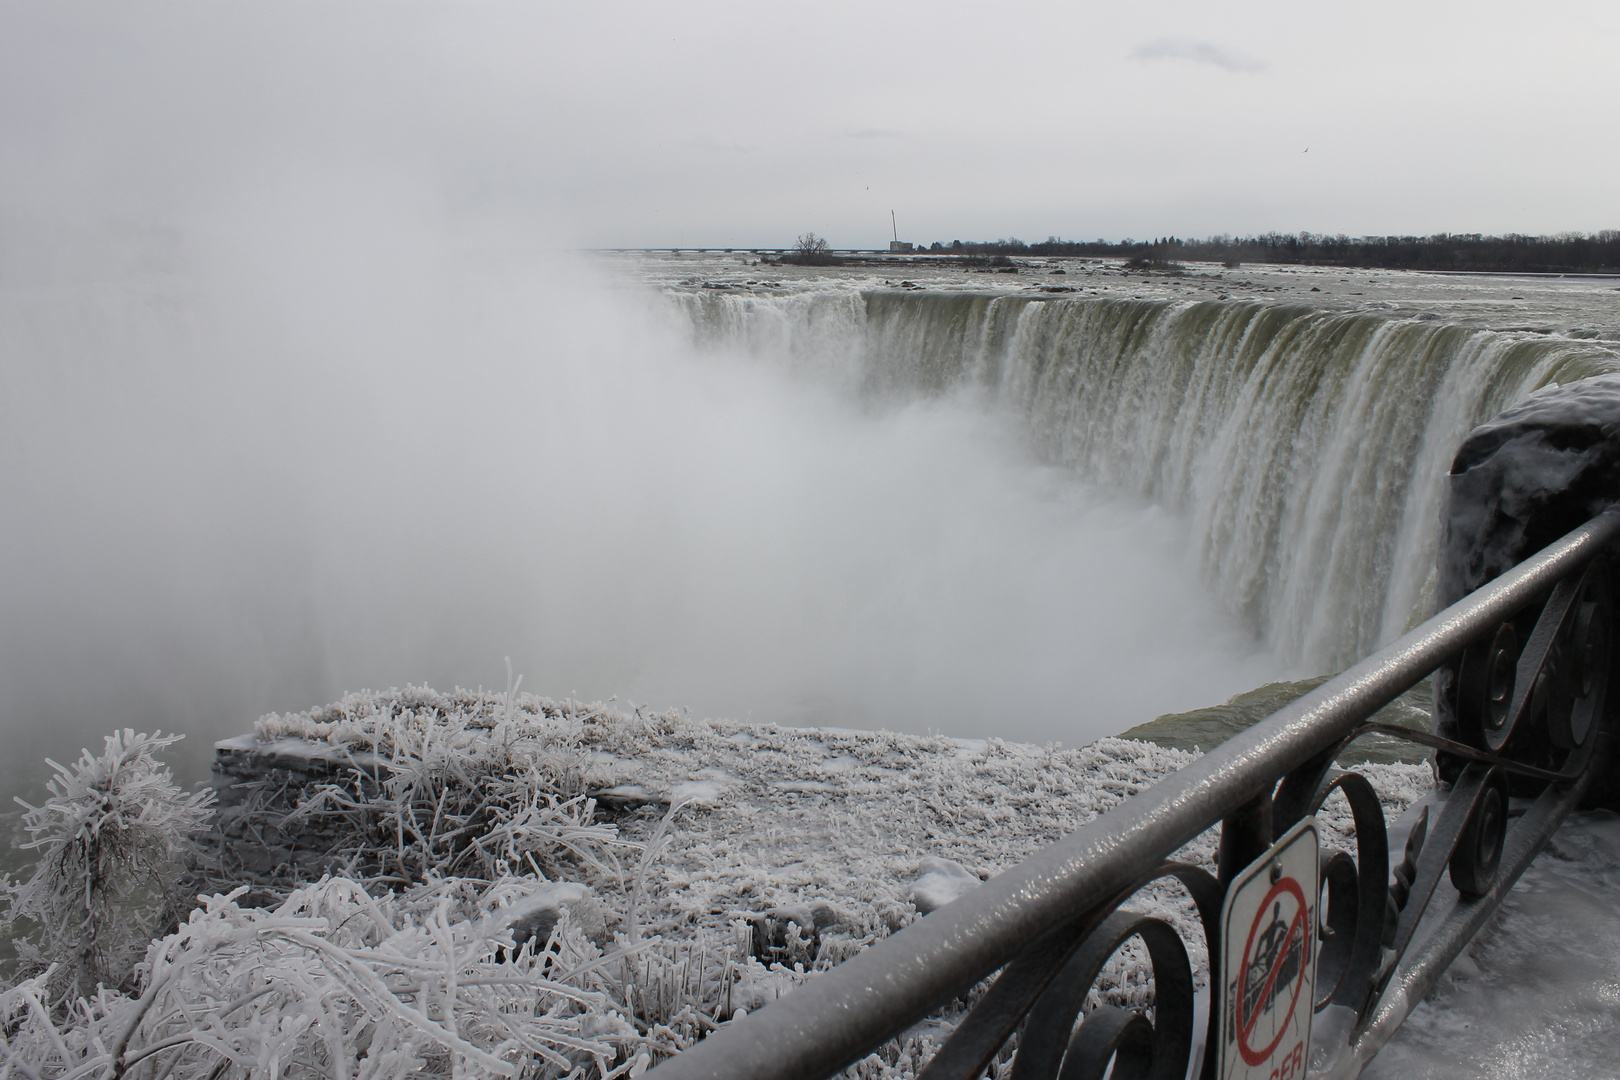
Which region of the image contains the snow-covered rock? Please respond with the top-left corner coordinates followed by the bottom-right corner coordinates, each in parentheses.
top-left (1439, 373), bottom-right (1620, 603)
top-left (492, 880), bottom-right (608, 948)
top-left (906, 857), bottom-right (982, 914)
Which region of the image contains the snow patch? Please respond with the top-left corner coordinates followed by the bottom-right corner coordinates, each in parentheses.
top-left (907, 857), bottom-right (982, 914)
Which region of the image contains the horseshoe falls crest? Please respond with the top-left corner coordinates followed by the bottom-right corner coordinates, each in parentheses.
top-left (676, 290), bottom-right (1620, 673)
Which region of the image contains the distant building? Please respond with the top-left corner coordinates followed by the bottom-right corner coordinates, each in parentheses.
top-left (889, 241), bottom-right (914, 253)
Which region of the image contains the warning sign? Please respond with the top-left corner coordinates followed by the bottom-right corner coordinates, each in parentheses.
top-left (1219, 819), bottom-right (1318, 1080)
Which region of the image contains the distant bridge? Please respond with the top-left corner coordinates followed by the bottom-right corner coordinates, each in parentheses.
top-left (590, 248), bottom-right (938, 257)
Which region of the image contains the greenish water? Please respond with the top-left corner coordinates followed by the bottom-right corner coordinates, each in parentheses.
top-left (676, 282), bottom-right (1620, 674)
top-left (1119, 675), bottom-right (1433, 765)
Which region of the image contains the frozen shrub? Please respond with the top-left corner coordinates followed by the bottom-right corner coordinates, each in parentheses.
top-left (0, 875), bottom-right (662, 1080)
top-left (3, 730), bottom-right (215, 999)
top-left (249, 699), bottom-right (633, 892)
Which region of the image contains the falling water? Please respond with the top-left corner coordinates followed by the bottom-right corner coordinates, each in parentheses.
top-left (675, 290), bottom-right (1620, 671)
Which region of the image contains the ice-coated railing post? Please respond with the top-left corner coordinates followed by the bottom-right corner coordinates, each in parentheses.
top-left (648, 378), bottom-right (1620, 1080)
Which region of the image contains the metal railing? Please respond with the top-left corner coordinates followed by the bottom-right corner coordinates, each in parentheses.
top-left (648, 506), bottom-right (1620, 1080)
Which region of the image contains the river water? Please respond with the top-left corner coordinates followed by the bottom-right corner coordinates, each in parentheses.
top-left (640, 252), bottom-right (1620, 673)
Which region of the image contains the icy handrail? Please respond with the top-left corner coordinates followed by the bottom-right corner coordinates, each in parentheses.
top-left (647, 507), bottom-right (1620, 1080)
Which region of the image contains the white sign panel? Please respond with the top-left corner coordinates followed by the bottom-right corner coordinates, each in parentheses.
top-left (1219, 819), bottom-right (1318, 1080)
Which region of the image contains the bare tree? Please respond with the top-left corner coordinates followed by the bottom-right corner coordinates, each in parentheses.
top-left (784, 232), bottom-right (839, 266)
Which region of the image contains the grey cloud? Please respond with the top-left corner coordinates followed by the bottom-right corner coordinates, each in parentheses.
top-left (1132, 38), bottom-right (1266, 73)
top-left (844, 128), bottom-right (905, 140)
top-left (690, 134), bottom-right (756, 153)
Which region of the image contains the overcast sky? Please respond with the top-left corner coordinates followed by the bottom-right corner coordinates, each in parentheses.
top-left (1, 0), bottom-right (1617, 250)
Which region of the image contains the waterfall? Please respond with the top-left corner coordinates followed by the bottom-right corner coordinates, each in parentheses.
top-left (673, 290), bottom-right (1620, 671)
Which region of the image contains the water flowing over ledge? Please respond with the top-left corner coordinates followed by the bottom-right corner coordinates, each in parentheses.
top-left (674, 290), bottom-right (1620, 671)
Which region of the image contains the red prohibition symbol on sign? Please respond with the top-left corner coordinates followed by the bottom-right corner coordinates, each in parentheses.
top-left (1236, 876), bottom-right (1309, 1067)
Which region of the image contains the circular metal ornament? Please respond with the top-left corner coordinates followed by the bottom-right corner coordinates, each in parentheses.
top-left (1459, 622), bottom-right (1520, 751)
top-left (1547, 562), bottom-right (1611, 752)
top-left (1313, 850), bottom-right (1359, 1013)
top-left (1056, 1006), bottom-right (1154, 1080)
top-left (1012, 909), bottom-right (1196, 1080)
top-left (1303, 771), bottom-right (1390, 1019)
top-left (1449, 770), bottom-right (1508, 897)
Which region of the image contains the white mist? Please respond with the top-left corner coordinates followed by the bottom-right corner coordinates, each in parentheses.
top-left (0, 189), bottom-right (1282, 798)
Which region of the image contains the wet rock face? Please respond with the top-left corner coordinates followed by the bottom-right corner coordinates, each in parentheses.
top-left (192, 736), bottom-right (385, 902)
top-left (1438, 374), bottom-right (1620, 606)
top-left (1433, 374), bottom-right (1620, 783)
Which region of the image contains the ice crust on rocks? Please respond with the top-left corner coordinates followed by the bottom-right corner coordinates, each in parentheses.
top-left (492, 880), bottom-right (607, 949)
top-left (239, 687), bottom-right (1429, 953)
top-left (1438, 372), bottom-right (1620, 604)
top-left (194, 686), bottom-right (1434, 1077)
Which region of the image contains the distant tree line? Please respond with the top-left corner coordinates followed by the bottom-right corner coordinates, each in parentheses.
top-left (922, 231), bottom-right (1620, 274)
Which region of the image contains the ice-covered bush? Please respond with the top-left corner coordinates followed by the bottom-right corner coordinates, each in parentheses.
top-left (3, 730), bottom-right (216, 999)
top-left (0, 875), bottom-right (667, 1080)
top-left (252, 697), bottom-right (633, 892)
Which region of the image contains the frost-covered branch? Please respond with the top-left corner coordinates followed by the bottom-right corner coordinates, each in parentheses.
top-left (0, 877), bottom-right (653, 1080)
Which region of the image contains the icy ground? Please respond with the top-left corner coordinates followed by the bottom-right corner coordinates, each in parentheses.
top-left (250, 688), bottom-right (1620, 1076)
top-left (242, 689), bottom-right (1433, 1074)
top-left (17, 684), bottom-right (1613, 1077)
top-left (251, 690), bottom-right (1426, 971)
top-left (1364, 811), bottom-right (1620, 1079)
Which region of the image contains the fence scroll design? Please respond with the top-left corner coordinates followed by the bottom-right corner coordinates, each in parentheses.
top-left (647, 501), bottom-right (1620, 1080)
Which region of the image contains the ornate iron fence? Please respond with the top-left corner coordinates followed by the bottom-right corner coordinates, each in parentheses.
top-left (647, 391), bottom-right (1620, 1080)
